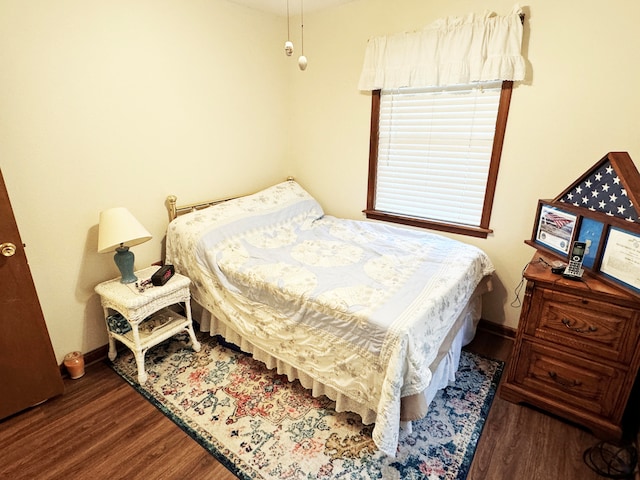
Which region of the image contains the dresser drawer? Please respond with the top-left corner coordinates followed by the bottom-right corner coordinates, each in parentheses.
top-left (525, 289), bottom-right (640, 363)
top-left (512, 341), bottom-right (623, 417)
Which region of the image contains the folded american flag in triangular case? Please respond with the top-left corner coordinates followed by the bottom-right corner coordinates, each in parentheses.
top-left (555, 152), bottom-right (640, 224)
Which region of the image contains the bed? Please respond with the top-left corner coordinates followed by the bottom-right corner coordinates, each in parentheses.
top-left (164, 179), bottom-right (494, 456)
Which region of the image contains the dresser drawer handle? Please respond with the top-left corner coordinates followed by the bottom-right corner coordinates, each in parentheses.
top-left (561, 318), bottom-right (598, 333)
top-left (548, 371), bottom-right (582, 388)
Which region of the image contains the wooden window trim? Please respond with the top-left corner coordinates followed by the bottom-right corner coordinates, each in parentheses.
top-left (364, 81), bottom-right (514, 239)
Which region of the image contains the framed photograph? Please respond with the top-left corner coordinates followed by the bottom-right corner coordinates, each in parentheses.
top-left (600, 227), bottom-right (640, 294)
top-left (576, 217), bottom-right (605, 269)
top-left (534, 203), bottom-right (578, 256)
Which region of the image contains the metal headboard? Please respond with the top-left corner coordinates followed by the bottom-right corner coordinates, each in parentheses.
top-left (165, 176), bottom-right (295, 222)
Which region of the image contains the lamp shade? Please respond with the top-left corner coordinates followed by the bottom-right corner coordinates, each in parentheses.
top-left (97, 207), bottom-right (152, 254)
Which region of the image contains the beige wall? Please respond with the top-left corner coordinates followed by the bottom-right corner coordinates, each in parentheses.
top-left (2, 0), bottom-right (640, 363)
top-left (287, 0), bottom-right (640, 328)
top-left (0, 0), bottom-right (290, 362)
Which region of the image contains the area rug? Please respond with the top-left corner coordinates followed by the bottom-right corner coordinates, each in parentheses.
top-left (110, 333), bottom-right (503, 480)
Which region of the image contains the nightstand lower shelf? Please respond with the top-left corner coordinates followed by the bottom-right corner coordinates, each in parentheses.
top-left (108, 307), bottom-right (201, 383)
top-left (95, 268), bottom-right (201, 384)
top-left (108, 306), bottom-right (201, 383)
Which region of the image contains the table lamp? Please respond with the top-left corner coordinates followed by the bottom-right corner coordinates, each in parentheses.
top-left (98, 207), bottom-right (152, 283)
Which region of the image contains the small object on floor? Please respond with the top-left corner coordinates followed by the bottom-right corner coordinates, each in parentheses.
top-left (63, 351), bottom-right (85, 379)
top-left (583, 440), bottom-right (638, 479)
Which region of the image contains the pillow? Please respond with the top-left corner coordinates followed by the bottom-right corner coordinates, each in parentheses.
top-left (220, 180), bottom-right (324, 220)
top-left (171, 180), bottom-right (324, 232)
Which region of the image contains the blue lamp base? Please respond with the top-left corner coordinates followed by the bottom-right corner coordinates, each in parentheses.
top-left (114, 246), bottom-right (138, 284)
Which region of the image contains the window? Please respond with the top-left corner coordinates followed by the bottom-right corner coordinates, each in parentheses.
top-left (365, 80), bottom-right (514, 238)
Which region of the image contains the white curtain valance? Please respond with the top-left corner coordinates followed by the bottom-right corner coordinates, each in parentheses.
top-left (358, 5), bottom-right (526, 91)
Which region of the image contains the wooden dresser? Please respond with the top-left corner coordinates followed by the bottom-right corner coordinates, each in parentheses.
top-left (500, 252), bottom-right (640, 440)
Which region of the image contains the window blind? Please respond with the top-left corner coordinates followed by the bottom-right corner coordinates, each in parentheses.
top-left (375, 82), bottom-right (502, 227)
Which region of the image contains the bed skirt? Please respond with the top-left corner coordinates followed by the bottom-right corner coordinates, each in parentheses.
top-left (192, 277), bottom-right (492, 431)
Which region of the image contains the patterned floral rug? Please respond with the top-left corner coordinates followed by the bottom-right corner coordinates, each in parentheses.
top-left (110, 333), bottom-right (503, 480)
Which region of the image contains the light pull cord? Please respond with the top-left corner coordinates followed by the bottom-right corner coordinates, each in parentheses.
top-left (298, 0), bottom-right (307, 70)
top-left (284, 0), bottom-right (293, 56)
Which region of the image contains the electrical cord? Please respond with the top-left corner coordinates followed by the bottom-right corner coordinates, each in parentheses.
top-left (511, 256), bottom-right (595, 307)
top-left (511, 257), bottom-right (549, 308)
top-left (583, 440), bottom-right (638, 479)
top-left (510, 261), bottom-right (531, 308)
top-left (537, 256), bottom-right (553, 268)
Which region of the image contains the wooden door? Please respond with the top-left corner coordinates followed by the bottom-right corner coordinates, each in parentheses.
top-left (0, 169), bottom-right (63, 419)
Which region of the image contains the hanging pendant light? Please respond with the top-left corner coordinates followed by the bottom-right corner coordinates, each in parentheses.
top-left (284, 0), bottom-right (294, 56)
top-left (298, 0), bottom-right (307, 70)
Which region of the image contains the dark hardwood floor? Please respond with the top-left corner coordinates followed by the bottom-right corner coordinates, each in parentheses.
top-left (1, 329), bottom-right (637, 479)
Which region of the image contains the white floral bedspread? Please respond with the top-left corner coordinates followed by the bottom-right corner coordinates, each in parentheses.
top-left (165, 180), bottom-right (494, 455)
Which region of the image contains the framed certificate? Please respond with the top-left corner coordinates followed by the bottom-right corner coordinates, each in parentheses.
top-left (600, 227), bottom-right (640, 294)
top-left (534, 203), bottom-right (578, 256)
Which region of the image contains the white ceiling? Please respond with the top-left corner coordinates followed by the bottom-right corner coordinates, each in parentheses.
top-left (226, 0), bottom-right (356, 17)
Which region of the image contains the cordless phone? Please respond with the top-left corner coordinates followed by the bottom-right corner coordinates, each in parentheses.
top-left (563, 241), bottom-right (586, 280)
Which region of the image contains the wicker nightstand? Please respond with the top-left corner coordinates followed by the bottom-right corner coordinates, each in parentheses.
top-left (94, 266), bottom-right (201, 383)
